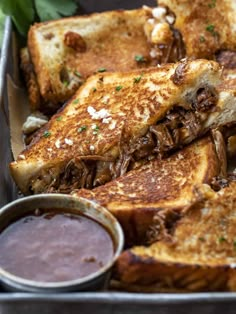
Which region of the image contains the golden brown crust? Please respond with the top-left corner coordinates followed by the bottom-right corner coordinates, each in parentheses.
top-left (74, 136), bottom-right (222, 245)
top-left (114, 182), bottom-right (236, 292)
top-left (27, 8), bottom-right (155, 106)
top-left (20, 48), bottom-right (42, 111)
top-left (159, 0), bottom-right (236, 59)
top-left (10, 59), bottom-right (227, 196)
top-left (10, 59), bottom-right (236, 197)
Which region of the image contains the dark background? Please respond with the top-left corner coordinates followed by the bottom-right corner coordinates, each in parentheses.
top-left (79, 0), bottom-right (157, 13)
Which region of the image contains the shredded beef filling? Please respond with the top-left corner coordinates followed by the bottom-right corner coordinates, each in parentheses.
top-left (215, 50), bottom-right (236, 69)
top-left (30, 86), bottom-right (218, 193)
top-left (155, 28), bottom-right (186, 64)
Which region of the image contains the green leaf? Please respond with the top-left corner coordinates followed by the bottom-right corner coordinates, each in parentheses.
top-left (35, 0), bottom-right (77, 22)
top-left (0, 8), bottom-right (6, 48)
top-left (1, 0), bottom-right (34, 35)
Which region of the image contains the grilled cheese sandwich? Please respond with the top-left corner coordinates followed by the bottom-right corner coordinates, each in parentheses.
top-left (114, 181), bottom-right (236, 292)
top-left (10, 59), bottom-right (236, 195)
top-left (73, 135), bottom-right (225, 245)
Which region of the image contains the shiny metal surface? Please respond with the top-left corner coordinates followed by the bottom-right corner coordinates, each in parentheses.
top-left (1, 4), bottom-right (236, 313)
top-left (0, 194), bottom-right (124, 293)
top-left (0, 17), bottom-right (18, 207)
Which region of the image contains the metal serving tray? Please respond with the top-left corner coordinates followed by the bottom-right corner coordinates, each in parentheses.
top-left (1, 2), bottom-right (236, 313)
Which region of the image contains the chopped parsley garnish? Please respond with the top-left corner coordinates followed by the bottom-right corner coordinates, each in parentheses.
top-left (199, 35), bottom-right (205, 43)
top-left (206, 24), bottom-right (218, 36)
top-left (234, 241), bottom-right (236, 249)
top-left (199, 237), bottom-right (205, 242)
top-left (219, 236), bottom-right (226, 243)
top-left (115, 85), bottom-right (123, 91)
top-left (77, 126), bottom-right (87, 133)
top-left (73, 99), bottom-right (79, 104)
top-left (135, 54), bottom-right (146, 63)
top-left (206, 24), bottom-right (214, 32)
top-left (43, 131), bottom-right (51, 138)
top-left (92, 124), bottom-right (99, 134)
top-left (208, 0), bottom-right (216, 8)
top-left (133, 75), bottom-right (143, 83)
top-left (56, 116), bottom-right (62, 121)
top-left (74, 70), bottom-right (82, 78)
top-left (92, 87), bottom-right (97, 92)
top-left (63, 80), bottom-right (70, 87)
top-left (97, 67), bottom-right (107, 73)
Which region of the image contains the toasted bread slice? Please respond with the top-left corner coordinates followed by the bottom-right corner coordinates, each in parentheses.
top-left (26, 7), bottom-right (157, 110)
top-left (114, 182), bottom-right (236, 292)
top-left (73, 135), bottom-right (225, 245)
top-left (159, 0), bottom-right (236, 59)
top-left (25, 5), bottom-right (187, 111)
top-left (20, 48), bottom-right (42, 112)
top-left (10, 59), bottom-right (236, 195)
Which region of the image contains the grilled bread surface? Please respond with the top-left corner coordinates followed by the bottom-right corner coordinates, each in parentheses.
top-left (74, 135), bottom-right (223, 245)
top-left (10, 59), bottom-right (236, 195)
top-left (159, 0), bottom-right (236, 59)
top-left (27, 8), bottom-right (156, 109)
top-left (114, 182), bottom-right (236, 292)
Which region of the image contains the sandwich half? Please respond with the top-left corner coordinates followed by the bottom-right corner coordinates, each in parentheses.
top-left (10, 59), bottom-right (236, 195)
top-left (158, 0), bottom-right (236, 59)
top-left (22, 5), bottom-right (187, 112)
top-left (114, 181), bottom-right (236, 292)
top-left (74, 134), bottom-right (226, 245)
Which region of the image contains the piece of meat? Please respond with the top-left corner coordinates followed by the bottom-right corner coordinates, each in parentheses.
top-left (35, 87), bottom-right (218, 193)
top-left (192, 87), bottom-right (218, 112)
top-left (216, 50), bottom-right (236, 69)
top-left (64, 31), bottom-right (87, 52)
top-left (171, 60), bottom-right (188, 85)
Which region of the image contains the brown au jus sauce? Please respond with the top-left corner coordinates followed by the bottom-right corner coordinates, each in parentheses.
top-left (0, 209), bottom-right (114, 283)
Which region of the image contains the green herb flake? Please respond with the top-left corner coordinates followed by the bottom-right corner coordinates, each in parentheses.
top-left (115, 85), bottom-right (123, 91)
top-left (205, 24), bottom-right (218, 36)
top-left (199, 237), bottom-right (205, 242)
top-left (92, 87), bottom-right (97, 92)
top-left (135, 54), bottom-right (146, 63)
top-left (219, 236), bottom-right (226, 243)
top-left (43, 131), bottom-right (51, 138)
top-left (208, 0), bottom-right (216, 8)
top-left (92, 124), bottom-right (100, 134)
top-left (97, 67), bottom-right (107, 73)
top-left (73, 99), bottom-right (79, 104)
top-left (199, 35), bottom-right (205, 43)
top-left (74, 70), bottom-right (82, 78)
top-left (206, 24), bottom-right (214, 32)
top-left (63, 80), bottom-right (70, 87)
top-left (133, 75), bottom-right (143, 83)
top-left (77, 126), bottom-right (87, 133)
top-left (56, 116), bottom-right (62, 121)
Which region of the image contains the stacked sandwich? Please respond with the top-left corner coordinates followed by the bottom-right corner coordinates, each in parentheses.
top-left (10, 0), bottom-right (236, 292)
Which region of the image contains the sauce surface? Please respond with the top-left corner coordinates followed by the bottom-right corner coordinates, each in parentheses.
top-left (0, 211), bottom-right (114, 283)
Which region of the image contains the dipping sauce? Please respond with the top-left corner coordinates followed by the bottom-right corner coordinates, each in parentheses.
top-left (0, 210), bottom-right (114, 283)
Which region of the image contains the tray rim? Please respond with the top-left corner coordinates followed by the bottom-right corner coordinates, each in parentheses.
top-left (1, 292), bottom-right (236, 304)
top-left (0, 16), bottom-right (11, 106)
top-left (2, 16), bottom-right (236, 305)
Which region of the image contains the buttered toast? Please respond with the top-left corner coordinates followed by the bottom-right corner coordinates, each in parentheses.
top-left (10, 59), bottom-right (236, 195)
top-left (24, 7), bottom-right (156, 112)
top-left (159, 0), bottom-right (236, 59)
top-left (74, 135), bottom-right (225, 245)
top-left (114, 182), bottom-right (236, 292)
top-left (22, 5), bottom-right (187, 112)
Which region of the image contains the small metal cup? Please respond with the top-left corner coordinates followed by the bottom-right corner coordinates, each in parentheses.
top-left (0, 194), bottom-right (124, 292)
